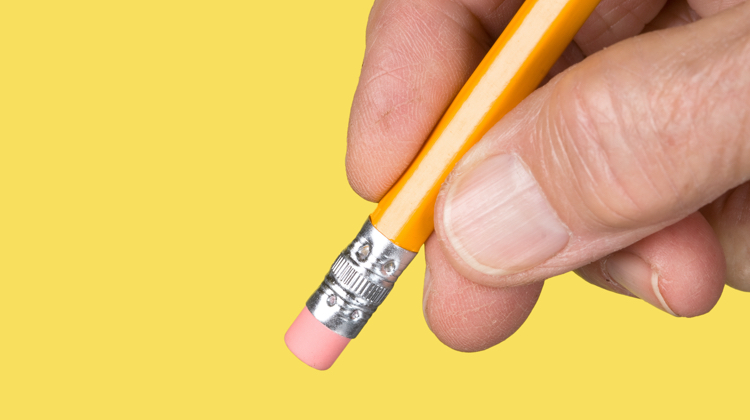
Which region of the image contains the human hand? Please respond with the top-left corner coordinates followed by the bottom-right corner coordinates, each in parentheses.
top-left (345, 0), bottom-right (750, 350)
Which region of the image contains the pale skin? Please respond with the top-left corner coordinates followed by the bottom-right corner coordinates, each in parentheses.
top-left (346, 0), bottom-right (750, 351)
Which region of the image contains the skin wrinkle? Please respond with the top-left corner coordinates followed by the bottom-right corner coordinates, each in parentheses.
top-left (355, 7), bottom-right (487, 124)
top-left (435, 21), bottom-right (482, 63)
top-left (645, 51), bottom-right (686, 206)
top-left (353, 109), bottom-right (416, 155)
top-left (356, 75), bottom-right (418, 133)
top-left (672, 47), bottom-right (723, 190)
top-left (669, 80), bottom-right (703, 200)
top-left (447, 0), bottom-right (486, 26)
top-left (454, 292), bottom-right (502, 316)
top-left (644, 107), bottom-right (687, 204)
top-left (600, 45), bottom-right (676, 225)
top-left (355, 101), bottom-right (421, 148)
top-left (545, 90), bottom-right (587, 226)
top-left (360, 63), bottom-right (418, 90)
top-left (576, 9), bottom-right (613, 52)
top-left (478, 1), bottom-right (518, 35)
top-left (656, 138), bottom-right (684, 206)
top-left (577, 138), bottom-right (642, 228)
top-left (363, 5), bottom-right (475, 93)
top-left (541, 87), bottom-right (598, 228)
top-left (435, 298), bottom-right (522, 349)
top-left (348, 2), bottom-right (489, 200)
top-left (390, 22), bottom-right (438, 64)
top-left (367, 3), bottom-right (450, 55)
top-left (563, 90), bottom-right (638, 226)
top-left (367, 97), bottom-right (421, 133)
top-left (671, 29), bottom-right (750, 190)
top-left (602, 0), bottom-right (648, 35)
top-left (460, 0), bottom-right (525, 39)
top-left (489, 0), bottom-right (524, 21)
top-left (431, 2), bottom-right (487, 54)
top-left (576, 0), bottom-right (653, 54)
top-left (626, 0), bottom-right (662, 28)
top-left (628, 0), bottom-right (661, 22)
top-left (554, 70), bottom-right (647, 228)
top-left (543, 88), bottom-right (604, 223)
top-left (432, 0), bottom-right (494, 50)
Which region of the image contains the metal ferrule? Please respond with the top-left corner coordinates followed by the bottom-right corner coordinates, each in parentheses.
top-left (306, 218), bottom-right (417, 339)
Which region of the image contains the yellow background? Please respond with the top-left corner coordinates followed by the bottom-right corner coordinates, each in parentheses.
top-left (1, 1), bottom-right (747, 419)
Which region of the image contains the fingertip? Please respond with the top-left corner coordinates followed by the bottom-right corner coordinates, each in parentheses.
top-left (647, 213), bottom-right (724, 317)
top-left (345, 148), bottom-right (384, 202)
top-left (606, 213), bottom-right (725, 318)
top-left (422, 235), bottom-right (542, 352)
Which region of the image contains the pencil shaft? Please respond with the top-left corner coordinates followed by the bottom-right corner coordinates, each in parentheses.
top-left (370, 0), bottom-right (601, 251)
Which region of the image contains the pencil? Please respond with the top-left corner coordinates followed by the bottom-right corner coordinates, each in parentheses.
top-left (286, 0), bottom-right (602, 370)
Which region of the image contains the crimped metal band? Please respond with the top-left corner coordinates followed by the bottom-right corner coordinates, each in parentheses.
top-left (306, 218), bottom-right (417, 338)
top-left (330, 256), bottom-right (390, 305)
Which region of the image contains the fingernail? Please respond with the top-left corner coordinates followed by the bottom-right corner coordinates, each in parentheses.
top-left (604, 252), bottom-right (678, 316)
top-left (597, 260), bottom-right (636, 298)
top-left (443, 154), bottom-right (569, 275)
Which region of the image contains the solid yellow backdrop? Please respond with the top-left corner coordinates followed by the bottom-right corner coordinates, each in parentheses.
top-left (1, 1), bottom-right (747, 419)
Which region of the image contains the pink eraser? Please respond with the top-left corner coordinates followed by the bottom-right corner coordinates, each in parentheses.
top-left (284, 307), bottom-right (350, 370)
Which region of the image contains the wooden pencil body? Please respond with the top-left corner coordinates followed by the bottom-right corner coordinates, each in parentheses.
top-left (370, 0), bottom-right (601, 251)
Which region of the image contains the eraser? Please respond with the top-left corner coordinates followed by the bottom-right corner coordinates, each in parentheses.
top-left (284, 307), bottom-right (350, 370)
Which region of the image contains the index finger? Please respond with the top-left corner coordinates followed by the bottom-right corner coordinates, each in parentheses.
top-left (345, 0), bottom-right (499, 202)
top-left (345, 0), bottom-right (665, 202)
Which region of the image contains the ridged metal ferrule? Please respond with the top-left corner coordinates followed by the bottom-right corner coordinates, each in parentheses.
top-left (306, 218), bottom-right (417, 339)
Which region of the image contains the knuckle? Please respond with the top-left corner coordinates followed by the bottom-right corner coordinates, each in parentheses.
top-left (540, 63), bottom-right (686, 230)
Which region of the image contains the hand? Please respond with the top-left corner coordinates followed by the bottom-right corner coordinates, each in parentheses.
top-left (346, 0), bottom-right (750, 351)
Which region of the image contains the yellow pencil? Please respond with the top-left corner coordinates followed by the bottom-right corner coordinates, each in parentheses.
top-left (286, 0), bottom-right (602, 370)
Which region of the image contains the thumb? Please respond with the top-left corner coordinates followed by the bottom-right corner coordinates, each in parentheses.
top-left (434, 2), bottom-right (750, 287)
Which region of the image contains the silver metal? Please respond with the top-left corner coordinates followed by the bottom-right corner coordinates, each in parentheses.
top-left (306, 218), bottom-right (417, 339)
